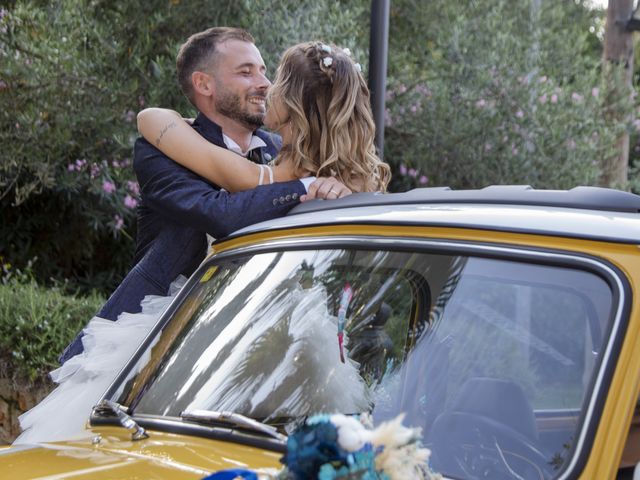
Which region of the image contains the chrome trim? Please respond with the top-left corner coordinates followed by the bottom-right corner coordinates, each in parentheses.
top-left (210, 235), bottom-right (628, 479)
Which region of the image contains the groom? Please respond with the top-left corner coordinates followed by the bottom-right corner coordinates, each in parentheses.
top-left (59, 27), bottom-right (350, 363)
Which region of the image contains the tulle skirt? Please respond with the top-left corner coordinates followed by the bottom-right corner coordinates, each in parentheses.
top-left (14, 277), bottom-right (186, 445)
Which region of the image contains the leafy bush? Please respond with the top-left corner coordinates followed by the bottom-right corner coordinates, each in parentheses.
top-left (1, 0), bottom-right (636, 294)
top-left (0, 263), bottom-right (104, 381)
top-left (0, 0), bottom-right (371, 293)
top-left (384, 0), bottom-right (633, 192)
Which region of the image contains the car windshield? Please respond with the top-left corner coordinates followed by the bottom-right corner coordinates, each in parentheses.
top-left (118, 245), bottom-right (617, 478)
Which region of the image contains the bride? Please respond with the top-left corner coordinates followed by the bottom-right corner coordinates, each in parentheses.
top-left (15, 41), bottom-right (390, 444)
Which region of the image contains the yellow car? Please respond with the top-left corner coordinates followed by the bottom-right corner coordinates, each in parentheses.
top-left (2, 186), bottom-right (640, 479)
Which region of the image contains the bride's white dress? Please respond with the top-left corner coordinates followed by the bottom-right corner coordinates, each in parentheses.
top-left (15, 278), bottom-right (370, 444)
top-left (14, 277), bottom-right (186, 445)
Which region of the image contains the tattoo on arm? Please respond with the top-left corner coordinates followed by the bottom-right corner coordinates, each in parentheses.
top-left (155, 121), bottom-right (177, 147)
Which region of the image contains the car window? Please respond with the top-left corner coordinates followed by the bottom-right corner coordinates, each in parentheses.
top-left (119, 245), bottom-right (617, 479)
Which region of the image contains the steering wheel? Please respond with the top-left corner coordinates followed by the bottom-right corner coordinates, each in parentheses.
top-left (427, 411), bottom-right (556, 480)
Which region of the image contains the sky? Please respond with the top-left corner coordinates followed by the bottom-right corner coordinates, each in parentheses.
top-left (587, 0), bottom-right (607, 9)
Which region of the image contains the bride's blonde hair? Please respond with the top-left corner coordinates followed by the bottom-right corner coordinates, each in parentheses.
top-left (268, 42), bottom-right (390, 192)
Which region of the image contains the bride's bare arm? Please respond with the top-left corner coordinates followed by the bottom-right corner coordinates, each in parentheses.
top-left (137, 108), bottom-right (289, 191)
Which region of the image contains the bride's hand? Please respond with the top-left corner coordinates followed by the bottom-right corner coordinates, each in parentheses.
top-left (301, 177), bottom-right (352, 202)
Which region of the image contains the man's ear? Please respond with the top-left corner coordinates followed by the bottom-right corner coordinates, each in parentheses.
top-left (191, 71), bottom-right (215, 97)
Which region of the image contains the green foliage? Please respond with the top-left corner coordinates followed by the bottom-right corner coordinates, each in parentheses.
top-left (1, 0), bottom-right (636, 294)
top-left (0, 263), bottom-right (104, 380)
top-left (0, 0), bottom-right (372, 292)
top-left (385, 0), bottom-right (633, 191)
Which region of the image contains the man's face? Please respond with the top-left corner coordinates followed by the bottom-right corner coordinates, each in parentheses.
top-left (212, 40), bottom-right (270, 130)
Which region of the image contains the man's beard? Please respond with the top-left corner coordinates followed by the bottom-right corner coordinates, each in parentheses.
top-left (215, 89), bottom-right (264, 130)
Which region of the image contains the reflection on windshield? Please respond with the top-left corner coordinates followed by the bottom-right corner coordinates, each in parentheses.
top-left (122, 247), bottom-right (616, 479)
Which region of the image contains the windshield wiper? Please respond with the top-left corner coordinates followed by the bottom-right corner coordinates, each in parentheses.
top-left (93, 400), bottom-right (149, 441)
top-left (181, 409), bottom-right (287, 442)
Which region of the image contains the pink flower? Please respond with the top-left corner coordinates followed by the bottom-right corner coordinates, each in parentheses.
top-left (484, 143), bottom-right (492, 151)
top-left (75, 158), bottom-right (86, 169)
top-left (516, 110), bottom-right (524, 118)
top-left (124, 195), bottom-right (138, 209)
top-left (538, 94), bottom-right (547, 104)
top-left (138, 95), bottom-right (145, 107)
top-left (551, 94), bottom-right (558, 104)
top-left (408, 168), bottom-right (417, 178)
top-left (419, 175), bottom-right (428, 185)
top-left (397, 84), bottom-right (407, 94)
top-left (410, 104), bottom-right (418, 113)
top-left (415, 83), bottom-right (431, 97)
top-left (539, 75), bottom-right (548, 83)
top-left (90, 163), bottom-right (101, 178)
top-left (114, 214), bottom-right (124, 231)
top-left (127, 181), bottom-right (140, 195)
top-left (67, 163), bottom-right (76, 172)
top-left (592, 87), bottom-right (599, 98)
top-left (124, 110), bottom-right (136, 123)
top-left (571, 92), bottom-right (583, 103)
top-left (102, 180), bottom-right (116, 194)
top-left (399, 164), bottom-right (407, 175)
top-left (475, 99), bottom-right (487, 108)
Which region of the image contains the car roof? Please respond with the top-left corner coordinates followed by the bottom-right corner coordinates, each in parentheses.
top-left (232, 186), bottom-right (640, 244)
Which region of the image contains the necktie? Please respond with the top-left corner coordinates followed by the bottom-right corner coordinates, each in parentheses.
top-left (247, 148), bottom-right (262, 164)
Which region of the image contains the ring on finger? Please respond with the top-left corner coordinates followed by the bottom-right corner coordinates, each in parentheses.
top-left (329, 188), bottom-right (338, 196)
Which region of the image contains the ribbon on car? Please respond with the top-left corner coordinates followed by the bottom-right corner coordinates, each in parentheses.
top-left (337, 282), bottom-right (353, 363)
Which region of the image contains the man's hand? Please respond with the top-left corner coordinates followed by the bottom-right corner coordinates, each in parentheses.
top-left (301, 177), bottom-right (352, 202)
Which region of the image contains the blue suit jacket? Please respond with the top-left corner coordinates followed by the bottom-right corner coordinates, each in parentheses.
top-left (59, 113), bottom-right (305, 363)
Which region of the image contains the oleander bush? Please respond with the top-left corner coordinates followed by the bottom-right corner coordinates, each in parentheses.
top-left (0, 0), bottom-right (370, 294)
top-left (385, 0), bottom-right (634, 192)
top-left (0, 265), bottom-right (104, 380)
top-left (1, 0), bottom-right (636, 298)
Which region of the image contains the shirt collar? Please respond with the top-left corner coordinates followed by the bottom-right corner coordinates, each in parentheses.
top-left (193, 113), bottom-right (267, 156)
top-left (222, 133), bottom-right (267, 156)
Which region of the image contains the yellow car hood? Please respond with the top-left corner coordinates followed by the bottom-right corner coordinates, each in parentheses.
top-left (0, 427), bottom-right (283, 479)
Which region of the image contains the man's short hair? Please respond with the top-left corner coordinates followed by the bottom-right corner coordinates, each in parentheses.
top-left (176, 27), bottom-right (255, 105)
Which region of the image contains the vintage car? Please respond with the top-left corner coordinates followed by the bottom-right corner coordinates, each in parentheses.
top-left (1, 185), bottom-right (640, 479)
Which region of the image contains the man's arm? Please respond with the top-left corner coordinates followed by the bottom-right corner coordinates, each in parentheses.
top-left (134, 138), bottom-right (305, 238)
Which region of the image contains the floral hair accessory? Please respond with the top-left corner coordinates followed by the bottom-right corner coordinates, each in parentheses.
top-left (320, 44), bottom-right (332, 53)
top-left (354, 63), bottom-right (362, 72)
top-left (323, 57), bottom-right (333, 67)
top-left (342, 47), bottom-right (351, 57)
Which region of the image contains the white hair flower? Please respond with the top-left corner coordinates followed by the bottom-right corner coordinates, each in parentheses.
top-left (354, 63), bottom-right (362, 72)
top-left (320, 44), bottom-right (332, 53)
top-left (323, 56), bottom-right (333, 67)
top-left (343, 47), bottom-right (351, 57)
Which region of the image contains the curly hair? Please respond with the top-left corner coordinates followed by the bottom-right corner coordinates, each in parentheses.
top-left (267, 42), bottom-right (390, 192)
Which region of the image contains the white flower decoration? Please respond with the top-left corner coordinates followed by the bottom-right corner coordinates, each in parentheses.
top-left (323, 56), bottom-right (333, 67)
top-left (343, 47), bottom-right (351, 57)
top-left (354, 63), bottom-right (362, 72)
top-left (320, 44), bottom-right (332, 53)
